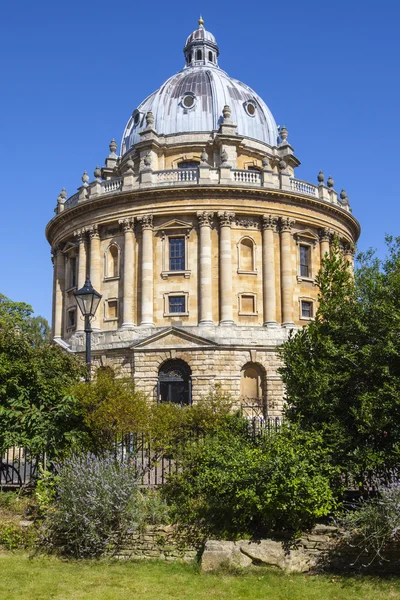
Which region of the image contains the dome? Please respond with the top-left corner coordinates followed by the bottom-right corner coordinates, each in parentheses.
top-left (121, 19), bottom-right (279, 154)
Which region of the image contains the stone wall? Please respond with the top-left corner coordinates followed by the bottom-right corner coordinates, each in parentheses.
top-left (111, 525), bottom-right (198, 562)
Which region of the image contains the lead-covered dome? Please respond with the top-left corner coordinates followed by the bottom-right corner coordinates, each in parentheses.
top-left (121, 19), bottom-right (279, 154)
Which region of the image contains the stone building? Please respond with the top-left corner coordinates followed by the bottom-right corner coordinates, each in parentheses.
top-left (46, 18), bottom-right (360, 416)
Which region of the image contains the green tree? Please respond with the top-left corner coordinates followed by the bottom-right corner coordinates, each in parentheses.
top-left (0, 294), bottom-right (85, 454)
top-left (279, 237), bottom-right (400, 481)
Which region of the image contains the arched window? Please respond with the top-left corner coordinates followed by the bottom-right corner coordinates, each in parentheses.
top-left (158, 359), bottom-right (191, 405)
top-left (240, 363), bottom-right (265, 417)
top-left (238, 237), bottom-right (255, 272)
top-left (105, 244), bottom-right (120, 279)
top-left (208, 51), bottom-right (213, 62)
top-left (196, 49), bottom-right (202, 60)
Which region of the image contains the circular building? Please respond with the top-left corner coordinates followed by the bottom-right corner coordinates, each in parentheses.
top-left (46, 19), bottom-right (360, 416)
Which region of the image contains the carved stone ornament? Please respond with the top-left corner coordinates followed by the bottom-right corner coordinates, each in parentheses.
top-left (94, 165), bottom-right (102, 180)
top-left (125, 155), bottom-right (134, 174)
top-left (262, 156), bottom-right (270, 170)
top-left (109, 138), bottom-right (117, 154)
top-left (279, 217), bottom-right (295, 232)
top-left (146, 111), bottom-right (154, 128)
top-left (343, 241), bottom-right (356, 256)
top-left (318, 170), bottom-right (325, 184)
top-left (220, 148), bottom-right (229, 166)
top-left (278, 159), bottom-right (287, 171)
top-left (139, 214), bottom-right (153, 230)
top-left (218, 211), bottom-right (235, 227)
top-left (280, 125), bottom-right (288, 143)
top-left (74, 228), bottom-right (86, 244)
top-left (327, 175), bottom-right (334, 188)
top-left (81, 170), bottom-right (90, 186)
top-left (235, 218), bottom-right (259, 229)
top-left (119, 217), bottom-right (135, 232)
top-left (222, 104), bottom-right (231, 121)
top-left (86, 224), bottom-right (100, 239)
top-left (200, 149), bottom-right (208, 165)
top-left (318, 227), bottom-right (332, 243)
top-left (143, 152), bottom-right (152, 168)
top-left (262, 215), bottom-right (278, 230)
top-left (197, 211), bottom-right (214, 227)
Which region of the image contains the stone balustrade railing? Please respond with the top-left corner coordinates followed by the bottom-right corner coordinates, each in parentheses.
top-left (155, 169), bottom-right (199, 183)
top-left (290, 178), bottom-right (318, 197)
top-left (59, 168), bottom-right (349, 214)
top-left (232, 169), bottom-right (261, 185)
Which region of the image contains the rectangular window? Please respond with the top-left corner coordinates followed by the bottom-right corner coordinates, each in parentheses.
top-left (301, 301), bottom-right (313, 319)
top-left (241, 295), bottom-right (255, 313)
top-left (67, 308), bottom-right (76, 329)
top-left (169, 237), bottom-right (185, 271)
top-left (300, 245), bottom-right (310, 278)
top-left (69, 257), bottom-right (77, 288)
top-left (168, 295), bottom-right (185, 313)
top-left (107, 300), bottom-right (118, 319)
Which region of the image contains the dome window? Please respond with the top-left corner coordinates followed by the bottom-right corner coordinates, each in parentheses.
top-left (244, 101), bottom-right (256, 117)
top-left (132, 110), bottom-right (142, 127)
top-left (182, 93), bottom-right (196, 109)
top-left (196, 49), bottom-right (202, 60)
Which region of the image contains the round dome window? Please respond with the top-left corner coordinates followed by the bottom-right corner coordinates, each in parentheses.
top-left (182, 93), bottom-right (196, 109)
top-left (244, 101), bottom-right (256, 117)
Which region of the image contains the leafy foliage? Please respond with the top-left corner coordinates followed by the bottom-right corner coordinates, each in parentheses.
top-left (39, 452), bottom-right (168, 558)
top-left (0, 294), bottom-right (86, 454)
top-left (163, 425), bottom-right (337, 539)
top-left (279, 238), bottom-right (400, 481)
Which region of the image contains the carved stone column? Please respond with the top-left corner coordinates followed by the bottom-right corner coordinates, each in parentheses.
top-left (218, 211), bottom-right (235, 325)
top-left (319, 227), bottom-right (331, 260)
top-left (197, 211), bottom-right (214, 325)
top-left (53, 246), bottom-right (65, 338)
top-left (74, 229), bottom-right (87, 290)
top-left (139, 215), bottom-right (154, 326)
top-left (88, 225), bottom-right (101, 329)
top-left (280, 217), bottom-right (295, 327)
top-left (344, 242), bottom-right (355, 273)
top-left (119, 217), bottom-right (135, 328)
top-left (262, 215), bottom-right (278, 326)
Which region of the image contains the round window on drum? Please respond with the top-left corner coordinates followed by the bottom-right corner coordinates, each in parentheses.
top-left (244, 101), bottom-right (256, 117)
top-left (182, 93), bottom-right (196, 109)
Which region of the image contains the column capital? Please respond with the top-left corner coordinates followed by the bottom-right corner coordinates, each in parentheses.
top-left (139, 214), bottom-right (153, 230)
top-left (197, 211), bottom-right (214, 227)
top-left (318, 227), bottom-right (332, 243)
top-left (343, 241), bottom-right (356, 256)
top-left (217, 211), bottom-right (235, 227)
top-left (262, 214), bottom-right (278, 231)
top-left (119, 217), bottom-right (135, 232)
top-left (73, 228), bottom-right (87, 244)
top-left (86, 224), bottom-right (100, 240)
top-left (279, 217), bottom-right (295, 232)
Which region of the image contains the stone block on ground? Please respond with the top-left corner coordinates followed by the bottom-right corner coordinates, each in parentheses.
top-left (201, 540), bottom-right (252, 572)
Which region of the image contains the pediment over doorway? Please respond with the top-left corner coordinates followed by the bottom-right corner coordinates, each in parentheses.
top-left (130, 327), bottom-right (216, 350)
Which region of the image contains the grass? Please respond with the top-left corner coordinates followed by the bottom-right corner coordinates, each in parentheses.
top-left (1, 553), bottom-right (400, 600)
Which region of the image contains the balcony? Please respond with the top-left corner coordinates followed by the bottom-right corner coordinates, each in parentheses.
top-left (61, 167), bottom-right (350, 213)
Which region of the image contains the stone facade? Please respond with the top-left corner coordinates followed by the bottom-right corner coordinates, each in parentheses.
top-left (46, 20), bottom-right (360, 415)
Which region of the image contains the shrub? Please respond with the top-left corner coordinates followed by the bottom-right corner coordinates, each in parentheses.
top-left (0, 521), bottom-right (36, 550)
top-left (39, 452), bottom-right (142, 558)
top-left (163, 425), bottom-right (338, 539)
top-left (337, 480), bottom-right (400, 564)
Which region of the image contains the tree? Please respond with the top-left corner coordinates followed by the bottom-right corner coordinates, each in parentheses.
top-left (0, 294), bottom-right (85, 454)
top-left (279, 238), bottom-right (400, 481)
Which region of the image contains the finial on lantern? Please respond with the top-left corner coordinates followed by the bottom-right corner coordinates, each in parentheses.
top-left (198, 15), bottom-right (204, 26)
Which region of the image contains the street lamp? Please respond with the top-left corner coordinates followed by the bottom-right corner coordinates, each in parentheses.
top-left (74, 276), bottom-right (102, 380)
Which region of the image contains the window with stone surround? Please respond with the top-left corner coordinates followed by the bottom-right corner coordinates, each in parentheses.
top-left (299, 298), bottom-right (314, 321)
top-left (105, 298), bottom-right (118, 321)
top-left (169, 237), bottom-right (185, 271)
top-left (300, 245), bottom-right (310, 278)
top-left (164, 292), bottom-right (189, 317)
top-left (294, 230), bottom-right (318, 282)
top-left (237, 237), bottom-right (257, 274)
top-left (67, 255), bottom-right (77, 290)
top-left (67, 307), bottom-right (76, 330)
top-left (104, 243), bottom-right (120, 279)
top-left (238, 293), bottom-right (257, 315)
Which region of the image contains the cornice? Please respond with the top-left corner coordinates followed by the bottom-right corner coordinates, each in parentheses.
top-left (45, 184), bottom-right (360, 244)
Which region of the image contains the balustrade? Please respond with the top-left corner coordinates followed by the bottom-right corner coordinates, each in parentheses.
top-left (232, 169), bottom-right (261, 184)
top-left (290, 178), bottom-right (317, 197)
top-left (102, 178), bottom-right (123, 193)
top-left (155, 169), bottom-right (199, 183)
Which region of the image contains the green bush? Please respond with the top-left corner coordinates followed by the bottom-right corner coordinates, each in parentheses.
top-left (0, 521), bottom-right (36, 550)
top-left (163, 425), bottom-right (339, 539)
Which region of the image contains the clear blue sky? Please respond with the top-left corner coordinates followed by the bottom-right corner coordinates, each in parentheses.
top-left (1, 0), bottom-right (399, 322)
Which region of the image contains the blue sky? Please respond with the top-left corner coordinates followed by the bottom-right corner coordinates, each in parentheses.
top-left (1, 0), bottom-right (399, 321)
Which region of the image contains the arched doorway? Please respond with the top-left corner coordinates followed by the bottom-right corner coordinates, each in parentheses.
top-left (158, 359), bottom-right (192, 405)
top-left (240, 363), bottom-right (266, 417)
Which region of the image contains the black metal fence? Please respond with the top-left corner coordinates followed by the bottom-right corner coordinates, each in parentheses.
top-left (1, 417), bottom-right (283, 489)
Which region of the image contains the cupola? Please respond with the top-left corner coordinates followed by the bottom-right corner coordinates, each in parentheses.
top-left (183, 17), bottom-right (220, 67)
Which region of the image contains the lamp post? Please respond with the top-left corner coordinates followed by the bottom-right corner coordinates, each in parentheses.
top-left (74, 276), bottom-right (102, 381)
